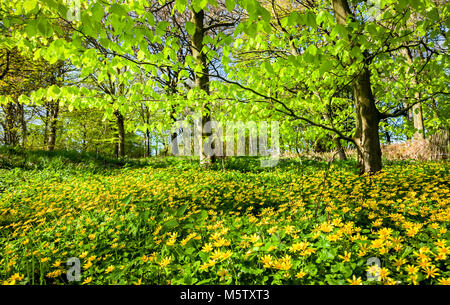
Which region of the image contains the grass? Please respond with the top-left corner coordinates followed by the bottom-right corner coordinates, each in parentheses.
top-left (0, 148), bottom-right (449, 285)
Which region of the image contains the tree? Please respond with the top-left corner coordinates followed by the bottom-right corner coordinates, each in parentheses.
top-left (217, 0), bottom-right (448, 173)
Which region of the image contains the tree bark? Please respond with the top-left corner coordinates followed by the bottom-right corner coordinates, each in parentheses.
top-left (334, 137), bottom-right (347, 161)
top-left (46, 102), bottom-right (59, 151)
top-left (19, 103), bottom-right (27, 147)
top-left (170, 105), bottom-right (179, 156)
top-left (190, 8), bottom-right (214, 166)
top-left (353, 68), bottom-right (382, 173)
top-left (114, 110), bottom-right (125, 158)
top-left (145, 128), bottom-right (151, 157)
top-left (4, 102), bottom-right (18, 146)
top-left (403, 48), bottom-right (425, 140)
top-left (332, 0), bottom-right (382, 174)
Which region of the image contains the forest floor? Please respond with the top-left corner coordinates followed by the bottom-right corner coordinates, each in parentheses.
top-left (0, 148), bottom-right (449, 285)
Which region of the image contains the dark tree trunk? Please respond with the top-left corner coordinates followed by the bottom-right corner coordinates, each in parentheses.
top-left (190, 8), bottom-right (214, 166)
top-left (19, 103), bottom-right (27, 147)
top-left (114, 110), bottom-right (125, 158)
top-left (332, 0), bottom-right (382, 174)
top-left (170, 105), bottom-right (179, 156)
top-left (385, 131), bottom-right (391, 144)
top-left (47, 102), bottom-right (59, 151)
top-left (334, 137), bottom-right (347, 161)
top-left (4, 102), bottom-right (18, 146)
top-left (145, 128), bottom-right (151, 157)
top-left (353, 68), bottom-right (382, 174)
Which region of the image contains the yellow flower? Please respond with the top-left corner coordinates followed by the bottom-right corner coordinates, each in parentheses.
top-left (423, 265), bottom-right (439, 279)
top-left (379, 247), bottom-right (389, 255)
top-left (434, 239), bottom-right (447, 247)
top-left (347, 275), bottom-right (363, 285)
top-left (201, 243), bottom-right (213, 253)
top-left (357, 250), bottom-right (366, 257)
top-left (370, 239), bottom-right (384, 249)
top-left (82, 277), bottom-right (92, 285)
top-left (379, 268), bottom-right (390, 281)
top-left (408, 274), bottom-right (419, 285)
top-left (105, 265), bottom-right (115, 273)
top-left (221, 250), bottom-right (232, 260)
top-left (83, 261), bottom-right (93, 270)
top-left (295, 271), bottom-right (307, 279)
top-left (53, 260), bottom-right (61, 268)
top-left (267, 245), bottom-right (277, 252)
top-left (437, 278), bottom-right (450, 285)
top-left (209, 249), bottom-right (221, 260)
top-left (338, 251), bottom-right (351, 262)
top-left (290, 241), bottom-right (309, 253)
top-left (218, 269), bottom-right (228, 279)
top-left (199, 262), bottom-right (210, 272)
top-left (392, 258), bottom-right (406, 271)
top-left (434, 252), bottom-right (447, 261)
top-left (367, 265), bottom-right (381, 280)
top-left (405, 265), bottom-right (419, 274)
top-left (159, 257), bottom-right (171, 268)
top-left (249, 234), bottom-right (260, 243)
top-left (260, 255), bottom-right (273, 268)
top-left (437, 246), bottom-right (449, 256)
top-left (417, 259), bottom-right (431, 269)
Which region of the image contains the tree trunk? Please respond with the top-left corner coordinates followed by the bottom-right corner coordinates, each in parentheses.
top-left (114, 110), bottom-right (125, 158)
top-left (402, 48), bottom-right (425, 140)
top-left (412, 103), bottom-right (425, 140)
top-left (47, 102), bottom-right (59, 151)
top-left (170, 105), bottom-right (179, 156)
top-left (145, 128), bottom-right (151, 157)
top-left (385, 131), bottom-right (391, 144)
top-left (332, 0), bottom-right (382, 174)
top-left (190, 8), bottom-right (214, 166)
top-left (353, 69), bottom-right (382, 174)
top-left (334, 137), bottom-right (347, 161)
top-left (4, 102), bottom-right (18, 146)
top-left (19, 103), bottom-right (27, 147)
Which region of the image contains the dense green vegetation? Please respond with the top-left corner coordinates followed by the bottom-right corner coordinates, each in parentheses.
top-left (0, 150), bottom-right (449, 285)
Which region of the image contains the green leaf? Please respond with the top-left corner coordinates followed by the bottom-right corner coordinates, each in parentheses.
top-left (121, 194), bottom-right (133, 205)
top-left (109, 3), bottom-right (128, 17)
top-left (225, 0), bottom-right (235, 11)
top-left (50, 85), bottom-right (60, 95)
top-left (196, 210), bottom-right (208, 221)
top-left (306, 12), bottom-right (317, 28)
top-left (316, 11), bottom-right (330, 25)
top-left (185, 21), bottom-right (196, 36)
top-left (37, 18), bottom-right (51, 37)
top-left (91, 3), bottom-right (105, 23)
top-left (23, 0), bottom-right (37, 13)
top-left (163, 219), bottom-right (179, 229)
top-left (192, 0), bottom-right (208, 12)
top-left (175, 0), bottom-right (187, 14)
top-left (307, 44), bottom-right (318, 56)
top-left (176, 204), bottom-right (188, 217)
